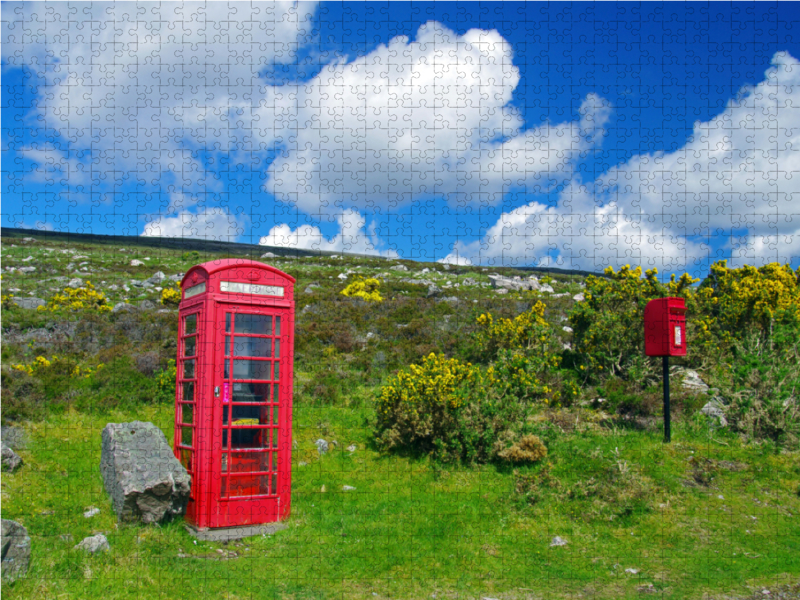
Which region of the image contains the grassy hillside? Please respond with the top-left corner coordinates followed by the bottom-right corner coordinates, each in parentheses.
top-left (1, 230), bottom-right (799, 600)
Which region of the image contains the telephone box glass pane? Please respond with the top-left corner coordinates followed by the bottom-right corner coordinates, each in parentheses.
top-left (233, 336), bottom-right (271, 358)
top-left (273, 406), bottom-right (279, 425)
top-left (183, 359), bottom-right (195, 379)
top-left (228, 474), bottom-right (268, 497)
top-left (231, 404), bottom-right (269, 425)
top-left (180, 449), bottom-right (192, 472)
top-left (184, 314), bottom-right (197, 335)
top-left (182, 382), bottom-right (194, 402)
top-left (225, 336), bottom-right (230, 356)
top-left (230, 427), bottom-right (268, 449)
top-left (235, 314), bottom-right (272, 335)
top-left (183, 336), bottom-right (196, 357)
top-left (181, 426), bottom-right (193, 446)
top-left (224, 359), bottom-right (230, 379)
top-left (275, 316), bottom-right (281, 336)
top-left (273, 383), bottom-right (280, 403)
top-left (230, 452), bottom-right (268, 473)
top-left (272, 474), bottom-right (277, 495)
top-left (273, 361), bottom-right (280, 380)
top-left (181, 404), bottom-right (194, 425)
top-left (225, 313), bottom-right (231, 332)
top-left (233, 359), bottom-right (271, 380)
top-left (274, 339), bottom-right (280, 359)
top-left (232, 382), bottom-right (269, 403)
top-left (272, 428), bottom-right (279, 448)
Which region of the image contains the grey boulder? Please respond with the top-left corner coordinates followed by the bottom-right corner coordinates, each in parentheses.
top-left (1, 519), bottom-right (31, 583)
top-left (100, 421), bottom-right (191, 524)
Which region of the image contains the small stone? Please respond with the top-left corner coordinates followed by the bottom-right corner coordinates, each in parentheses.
top-left (390, 264), bottom-right (409, 271)
top-left (21, 256), bottom-right (34, 262)
top-left (573, 293), bottom-right (585, 302)
top-left (700, 400), bottom-right (727, 428)
top-left (59, 534), bottom-right (74, 542)
top-left (426, 284), bottom-right (442, 298)
top-left (550, 536), bottom-right (568, 547)
top-left (83, 507), bottom-right (100, 518)
top-left (75, 534), bottom-right (110, 554)
top-left (18, 267), bottom-right (36, 273)
top-left (342, 485), bottom-right (356, 491)
top-left (130, 260), bottom-right (144, 267)
top-left (67, 278), bottom-right (83, 288)
top-left (337, 273), bottom-right (348, 280)
top-left (22, 237), bottom-right (36, 242)
top-left (298, 461), bottom-right (308, 466)
top-left (137, 300), bottom-right (156, 311)
top-left (637, 584), bottom-right (656, 594)
top-left (625, 568), bottom-right (639, 574)
top-left (346, 444), bottom-right (357, 453)
top-left (539, 284), bottom-right (555, 293)
top-left (562, 326), bottom-right (573, 333)
top-left (681, 369), bottom-right (710, 393)
top-left (112, 302), bottom-right (136, 313)
top-left (495, 288), bottom-right (509, 295)
top-left (145, 271), bottom-right (166, 285)
top-left (1, 443), bottom-right (23, 472)
top-left (260, 252), bottom-right (277, 259)
top-left (315, 439), bottom-right (329, 455)
top-left (320, 485), bottom-right (326, 493)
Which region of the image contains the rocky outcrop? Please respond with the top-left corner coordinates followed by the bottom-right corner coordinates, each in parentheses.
top-left (100, 421), bottom-right (191, 524)
top-left (1, 519), bottom-right (31, 583)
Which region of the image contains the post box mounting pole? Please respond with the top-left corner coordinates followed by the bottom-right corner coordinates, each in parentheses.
top-left (662, 355), bottom-right (671, 443)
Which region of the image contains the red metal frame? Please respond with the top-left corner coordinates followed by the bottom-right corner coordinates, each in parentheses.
top-left (174, 259), bottom-right (295, 530)
top-left (644, 297), bottom-right (687, 357)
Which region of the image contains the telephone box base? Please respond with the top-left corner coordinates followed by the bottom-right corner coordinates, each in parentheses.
top-left (185, 523), bottom-right (287, 542)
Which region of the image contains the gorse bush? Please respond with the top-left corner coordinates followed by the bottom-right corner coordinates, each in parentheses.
top-left (695, 261), bottom-right (800, 345)
top-left (341, 276), bottom-right (383, 303)
top-left (375, 353), bottom-right (545, 464)
top-left (161, 283), bottom-right (182, 306)
top-left (154, 359), bottom-right (177, 403)
top-left (569, 265), bottom-right (698, 381)
top-left (39, 282), bottom-right (112, 313)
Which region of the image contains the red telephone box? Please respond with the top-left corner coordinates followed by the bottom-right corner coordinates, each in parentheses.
top-left (174, 259), bottom-right (295, 530)
top-left (644, 297), bottom-right (687, 357)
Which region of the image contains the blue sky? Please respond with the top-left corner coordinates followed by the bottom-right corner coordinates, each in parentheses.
top-left (3, 1), bottom-right (800, 277)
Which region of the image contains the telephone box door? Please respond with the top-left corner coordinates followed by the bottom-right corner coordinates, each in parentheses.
top-left (208, 303), bottom-right (292, 528)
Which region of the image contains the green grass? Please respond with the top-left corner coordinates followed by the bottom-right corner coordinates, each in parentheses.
top-left (3, 398), bottom-right (799, 600)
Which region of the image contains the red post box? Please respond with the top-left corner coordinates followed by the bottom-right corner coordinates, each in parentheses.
top-left (174, 259), bottom-right (295, 532)
top-left (644, 297), bottom-right (687, 357)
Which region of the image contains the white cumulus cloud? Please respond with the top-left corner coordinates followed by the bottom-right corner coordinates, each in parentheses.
top-left (142, 207), bottom-right (247, 240)
top-left (259, 21), bottom-right (609, 212)
top-left (259, 209), bottom-right (398, 257)
top-left (454, 51), bottom-right (800, 273)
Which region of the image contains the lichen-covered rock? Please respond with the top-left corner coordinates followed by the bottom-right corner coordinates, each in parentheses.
top-left (1, 519), bottom-right (31, 583)
top-left (100, 421), bottom-right (191, 524)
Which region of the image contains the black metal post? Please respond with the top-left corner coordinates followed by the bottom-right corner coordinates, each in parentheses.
top-left (663, 355), bottom-right (671, 443)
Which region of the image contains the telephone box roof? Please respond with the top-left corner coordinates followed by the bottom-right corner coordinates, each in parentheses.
top-left (181, 259), bottom-right (296, 287)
